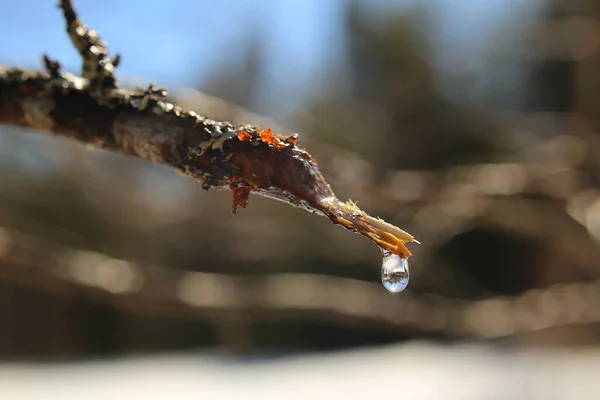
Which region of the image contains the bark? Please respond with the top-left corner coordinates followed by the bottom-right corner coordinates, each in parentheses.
top-left (0, 0), bottom-right (417, 258)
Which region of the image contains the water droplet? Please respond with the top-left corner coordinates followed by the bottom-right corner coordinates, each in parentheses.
top-left (380, 250), bottom-right (409, 293)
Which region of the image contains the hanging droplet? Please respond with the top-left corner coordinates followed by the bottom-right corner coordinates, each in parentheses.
top-left (380, 249), bottom-right (409, 293)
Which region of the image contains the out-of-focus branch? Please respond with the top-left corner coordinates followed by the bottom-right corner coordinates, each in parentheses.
top-left (0, 0), bottom-right (417, 258)
top-left (0, 225), bottom-right (597, 339)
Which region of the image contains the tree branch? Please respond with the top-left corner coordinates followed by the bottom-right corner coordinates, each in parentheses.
top-left (0, 0), bottom-right (417, 258)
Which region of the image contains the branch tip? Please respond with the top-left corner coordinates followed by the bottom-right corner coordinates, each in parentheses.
top-left (58, 0), bottom-right (76, 26)
top-left (318, 199), bottom-right (415, 258)
top-left (112, 53), bottom-right (121, 68)
top-left (42, 54), bottom-right (62, 78)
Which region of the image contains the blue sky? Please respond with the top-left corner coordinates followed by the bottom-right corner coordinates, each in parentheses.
top-left (0, 0), bottom-right (535, 117)
top-left (1, 0), bottom-right (347, 104)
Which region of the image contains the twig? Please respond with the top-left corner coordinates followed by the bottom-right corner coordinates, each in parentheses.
top-left (59, 0), bottom-right (118, 91)
top-left (0, 1), bottom-right (417, 258)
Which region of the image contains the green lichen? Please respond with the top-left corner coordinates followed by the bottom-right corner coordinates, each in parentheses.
top-left (198, 125), bottom-right (238, 154)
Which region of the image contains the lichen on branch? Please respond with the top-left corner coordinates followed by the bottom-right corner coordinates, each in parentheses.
top-left (0, 0), bottom-right (417, 258)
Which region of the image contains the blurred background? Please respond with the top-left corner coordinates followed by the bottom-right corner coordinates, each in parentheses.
top-left (2, 0), bottom-right (600, 398)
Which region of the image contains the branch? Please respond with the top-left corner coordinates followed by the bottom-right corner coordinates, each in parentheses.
top-left (0, 0), bottom-right (417, 259)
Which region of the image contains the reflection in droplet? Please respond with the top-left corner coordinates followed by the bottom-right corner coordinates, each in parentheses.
top-left (380, 249), bottom-right (409, 293)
